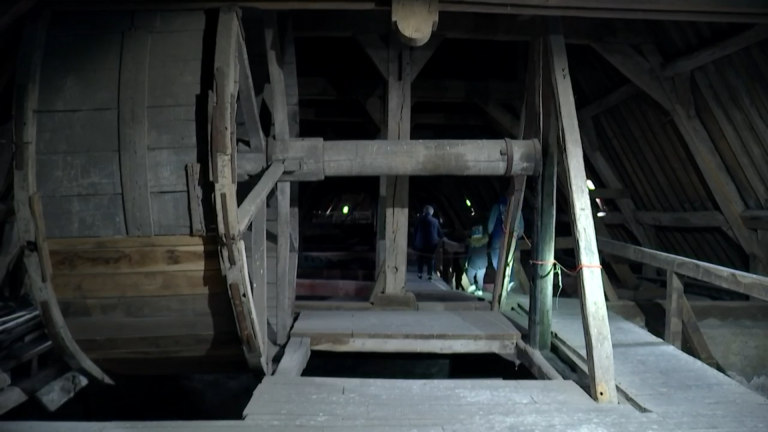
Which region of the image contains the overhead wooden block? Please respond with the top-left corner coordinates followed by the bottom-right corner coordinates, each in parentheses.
top-left (392, 0), bottom-right (439, 47)
top-left (371, 292), bottom-right (418, 310)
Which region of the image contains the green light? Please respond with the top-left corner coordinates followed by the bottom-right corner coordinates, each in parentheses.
top-left (465, 199), bottom-right (472, 207)
top-left (342, 205), bottom-right (350, 215)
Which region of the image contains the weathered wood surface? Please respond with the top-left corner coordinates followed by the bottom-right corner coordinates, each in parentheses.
top-left (665, 271), bottom-right (683, 349)
top-left (391, 0), bottom-right (439, 47)
top-left (598, 237), bottom-right (768, 301)
top-left (514, 296), bottom-right (768, 423)
top-left (273, 337), bottom-right (310, 376)
top-left (34, 371), bottom-right (88, 412)
top-left (236, 161), bottom-right (284, 237)
top-left (548, 18), bottom-right (616, 404)
top-left (291, 311), bottom-right (520, 354)
top-left (240, 376), bottom-right (677, 431)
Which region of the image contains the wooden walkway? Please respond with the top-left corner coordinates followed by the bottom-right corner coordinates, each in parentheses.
top-left (291, 310), bottom-right (520, 354)
top-left (511, 296), bottom-right (768, 431)
top-left (240, 375), bottom-right (671, 431)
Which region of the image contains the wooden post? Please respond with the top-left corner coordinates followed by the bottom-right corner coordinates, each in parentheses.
top-left (665, 270), bottom-right (684, 349)
top-left (491, 175), bottom-right (526, 311)
top-left (531, 98), bottom-right (558, 350)
top-left (264, 11), bottom-right (297, 345)
top-left (383, 33), bottom-right (411, 294)
top-left (547, 18), bottom-right (617, 404)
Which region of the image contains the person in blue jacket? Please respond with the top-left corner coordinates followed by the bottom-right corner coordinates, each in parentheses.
top-left (488, 196), bottom-right (524, 286)
top-left (413, 205), bottom-right (444, 280)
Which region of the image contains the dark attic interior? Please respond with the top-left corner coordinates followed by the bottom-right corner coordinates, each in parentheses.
top-left (0, 1), bottom-right (767, 430)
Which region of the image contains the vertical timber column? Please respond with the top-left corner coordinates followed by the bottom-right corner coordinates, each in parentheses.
top-left (528, 30), bottom-right (558, 351)
top-left (665, 270), bottom-right (683, 349)
top-left (283, 16), bottom-right (301, 319)
top-left (547, 18), bottom-right (617, 403)
top-left (264, 12), bottom-right (294, 344)
top-left (384, 33), bottom-right (411, 294)
top-left (118, 29), bottom-right (153, 236)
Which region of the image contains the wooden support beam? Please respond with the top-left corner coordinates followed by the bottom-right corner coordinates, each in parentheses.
top-left (476, 100), bottom-right (521, 138)
top-left (662, 25), bottom-right (768, 77)
top-left (411, 35), bottom-right (443, 82)
top-left (492, 175), bottom-right (526, 311)
top-left (185, 163), bottom-right (205, 236)
top-left (525, 28), bottom-right (554, 351)
top-left (237, 162), bottom-right (285, 237)
top-left (265, 11), bottom-right (297, 346)
top-left (594, 42), bottom-right (764, 262)
top-left (382, 33), bottom-right (411, 295)
top-left (356, 34), bottom-right (388, 79)
top-left (741, 210), bottom-right (768, 230)
top-left (548, 18), bottom-right (617, 404)
top-left (681, 296), bottom-right (719, 368)
top-left (515, 340), bottom-right (564, 381)
top-left (34, 371), bottom-right (87, 412)
top-left (274, 337), bottom-right (310, 376)
top-left (237, 24), bottom-right (267, 154)
top-left (665, 271), bottom-right (683, 349)
top-left (599, 238), bottom-right (768, 301)
top-left (392, 0), bottom-right (439, 47)
top-left (578, 83), bottom-right (639, 119)
top-left (634, 211), bottom-right (728, 228)
top-left (213, 7), bottom-right (265, 371)
top-left (13, 11), bottom-right (113, 386)
top-left (118, 29), bottom-right (153, 236)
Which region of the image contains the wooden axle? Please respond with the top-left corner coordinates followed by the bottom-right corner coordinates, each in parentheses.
top-left (261, 138), bottom-right (541, 180)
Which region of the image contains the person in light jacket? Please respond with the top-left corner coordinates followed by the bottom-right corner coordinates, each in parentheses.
top-left (465, 225), bottom-right (489, 295)
top-left (412, 205), bottom-right (444, 280)
top-left (488, 196), bottom-right (524, 286)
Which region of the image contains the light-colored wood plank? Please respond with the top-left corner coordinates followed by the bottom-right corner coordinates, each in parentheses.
top-left (664, 271), bottom-right (683, 349)
top-left (274, 337), bottom-right (310, 376)
top-left (118, 29), bottom-right (153, 236)
top-left (383, 33), bottom-right (411, 294)
top-left (34, 371), bottom-right (88, 412)
top-left (549, 18), bottom-right (616, 404)
top-left (48, 235), bottom-right (208, 251)
top-left (49, 245), bottom-right (219, 274)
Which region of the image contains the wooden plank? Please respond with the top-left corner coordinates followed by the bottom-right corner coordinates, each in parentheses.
top-left (237, 162), bottom-right (284, 237)
top-left (58, 294), bottom-right (232, 319)
top-left (236, 18), bottom-right (267, 153)
top-left (118, 29), bottom-right (153, 236)
top-left (48, 235), bottom-right (208, 250)
top-left (0, 386), bottom-right (28, 416)
top-left (251, 202), bottom-right (271, 372)
top-left (493, 176), bottom-right (526, 311)
top-left (741, 209), bottom-right (768, 230)
top-left (664, 271), bottom-right (683, 349)
top-left (37, 153), bottom-right (121, 196)
top-left (151, 192), bottom-right (192, 235)
top-left (662, 25), bottom-right (768, 76)
top-left (681, 296), bottom-right (719, 368)
top-left (146, 106), bottom-right (196, 149)
top-left (37, 110), bottom-right (118, 153)
top-left (49, 245), bottom-right (219, 274)
top-left (634, 211), bottom-right (728, 228)
top-left (548, 18), bottom-right (616, 404)
top-left (356, 34), bottom-right (388, 79)
top-left (274, 337), bottom-right (310, 376)
top-left (595, 42), bottom-right (764, 262)
top-left (598, 237), bottom-right (768, 301)
top-left (275, 182), bottom-right (291, 344)
top-left (578, 83), bottom-right (639, 118)
top-left (515, 340), bottom-right (564, 380)
top-left (41, 195), bottom-right (126, 238)
top-left (186, 163), bottom-right (204, 235)
top-left (383, 33), bottom-right (411, 295)
top-left (34, 371), bottom-right (88, 412)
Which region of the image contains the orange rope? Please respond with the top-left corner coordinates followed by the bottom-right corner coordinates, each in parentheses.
top-left (530, 259), bottom-right (602, 275)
